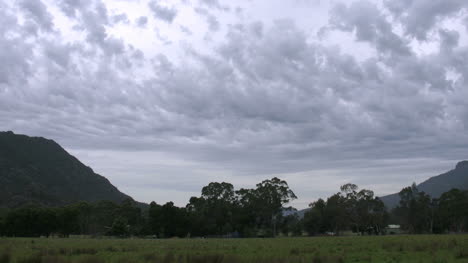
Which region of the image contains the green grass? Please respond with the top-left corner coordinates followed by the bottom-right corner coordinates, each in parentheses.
top-left (1, 235), bottom-right (468, 263)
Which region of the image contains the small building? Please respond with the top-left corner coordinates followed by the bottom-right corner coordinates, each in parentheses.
top-left (386, 224), bottom-right (403, 235)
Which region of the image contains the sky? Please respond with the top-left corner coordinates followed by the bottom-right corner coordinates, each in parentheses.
top-left (1, 0), bottom-right (468, 209)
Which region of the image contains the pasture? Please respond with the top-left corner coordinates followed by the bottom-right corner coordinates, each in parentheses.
top-left (1, 235), bottom-right (468, 263)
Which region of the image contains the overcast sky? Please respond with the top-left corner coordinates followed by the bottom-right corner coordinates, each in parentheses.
top-left (1, 0), bottom-right (468, 208)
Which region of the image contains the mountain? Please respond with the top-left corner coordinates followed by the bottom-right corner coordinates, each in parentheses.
top-left (0, 131), bottom-right (134, 208)
top-left (380, 161), bottom-right (468, 209)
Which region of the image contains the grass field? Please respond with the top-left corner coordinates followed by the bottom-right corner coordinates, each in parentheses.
top-left (1, 235), bottom-right (468, 263)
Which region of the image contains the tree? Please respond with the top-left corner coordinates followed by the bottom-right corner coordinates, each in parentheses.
top-left (108, 217), bottom-right (129, 237)
top-left (303, 184), bottom-right (388, 236)
top-left (148, 201), bottom-right (163, 237)
top-left (56, 205), bottom-right (79, 237)
top-left (324, 193), bottom-right (348, 235)
top-left (303, 198), bottom-right (328, 235)
top-left (394, 183), bottom-right (432, 233)
top-left (201, 182), bottom-right (236, 235)
top-left (234, 188), bottom-right (259, 237)
top-left (339, 184), bottom-right (359, 232)
top-left (158, 202), bottom-right (189, 238)
top-left (186, 182), bottom-right (238, 236)
top-left (438, 189), bottom-right (468, 233)
top-left (354, 189), bottom-right (388, 235)
top-left (256, 177), bottom-right (297, 234)
top-left (71, 202), bottom-right (92, 235)
top-left (118, 198), bottom-right (143, 235)
top-left (279, 214), bottom-right (302, 236)
top-left (0, 210), bottom-right (6, 236)
top-left (202, 182), bottom-right (236, 202)
top-left (3, 206), bottom-right (57, 237)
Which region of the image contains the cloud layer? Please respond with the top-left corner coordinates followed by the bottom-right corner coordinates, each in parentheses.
top-left (1, 0), bottom-right (468, 207)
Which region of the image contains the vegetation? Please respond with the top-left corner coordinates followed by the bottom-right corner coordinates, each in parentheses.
top-left (1, 132), bottom-right (468, 261)
top-left (0, 131), bottom-right (132, 208)
top-left (303, 184), bottom-right (388, 236)
top-left (392, 185), bottom-right (468, 234)
top-left (2, 132), bottom-right (468, 238)
top-left (380, 161), bottom-right (468, 208)
top-left (1, 178), bottom-right (468, 238)
top-left (302, 183), bottom-right (468, 236)
top-left (0, 177), bottom-right (298, 238)
top-left (0, 235), bottom-right (468, 263)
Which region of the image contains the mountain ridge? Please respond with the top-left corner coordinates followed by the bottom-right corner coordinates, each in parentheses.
top-left (380, 160), bottom-right (468, 208)
top-left (0, 131), bottom-right (135, 208)
top-left (291, 160), bottom-right (468, 217)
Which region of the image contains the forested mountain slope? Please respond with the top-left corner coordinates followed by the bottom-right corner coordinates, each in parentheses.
top-left (381, 161), bottom-right (468, 208)
top-left (0, 131), bottom-right (132, 208)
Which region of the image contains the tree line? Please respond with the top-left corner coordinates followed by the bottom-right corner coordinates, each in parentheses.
top-left (0, 178), bottom-right (467, 238)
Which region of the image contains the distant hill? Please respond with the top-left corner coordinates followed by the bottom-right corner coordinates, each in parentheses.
top-left (0, 131), bottom-right (134, 208)
top-left (380, 161), bottom-right (468, 209)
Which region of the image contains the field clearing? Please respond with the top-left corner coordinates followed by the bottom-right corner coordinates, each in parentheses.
top-left (1, 235), bottom-right (468, 263)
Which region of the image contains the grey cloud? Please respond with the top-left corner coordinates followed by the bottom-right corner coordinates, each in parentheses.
top-left (439, 29), bottom-right (459, 53)
top-left (2, 0), bottom-right (468, 206)
top-left (18, 0), bottom-right (54, 33)
top-left (329, 1), bottom-right (411, 57)
top-left (148, 1), bottom-right (177, 23)
top-left (81, 10), bottom-right (108, 44)
top-left (60, 0), bottom-right (126, 56)
top-left (136, 16), bottom-right (148, 27)
top-left (0, 6), bottom-right (33, 86)
top-left (206, 15), bottom-right (220, 32)
top-left (384, 0), bottom-right (468, 40)
top-left (234, 7), bottom-right (243, 16)
top-left (56, 0), bottom-right (90, 18)
top-left (179, 25), bottom-right (193, 35)
top-left (154, 28), bottom-right (173, 45)
top-left (199, 0), bottom-right (220, 8)
top-left (199, 0), bottom-right (229, 11)
top-left (195, 7), bottom-right (220, 32)
top-left (111, 13), bottom-right (130, 25)
top-left (0, 37), bottom-right (32, 87)
top-left (43, 41), bottom-right (77, 69)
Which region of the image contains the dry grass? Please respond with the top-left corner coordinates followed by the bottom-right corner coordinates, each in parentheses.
top-left (0, 235), bottom-right (467, 263)
top-left (0, 250), bottom-right (11, 263)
